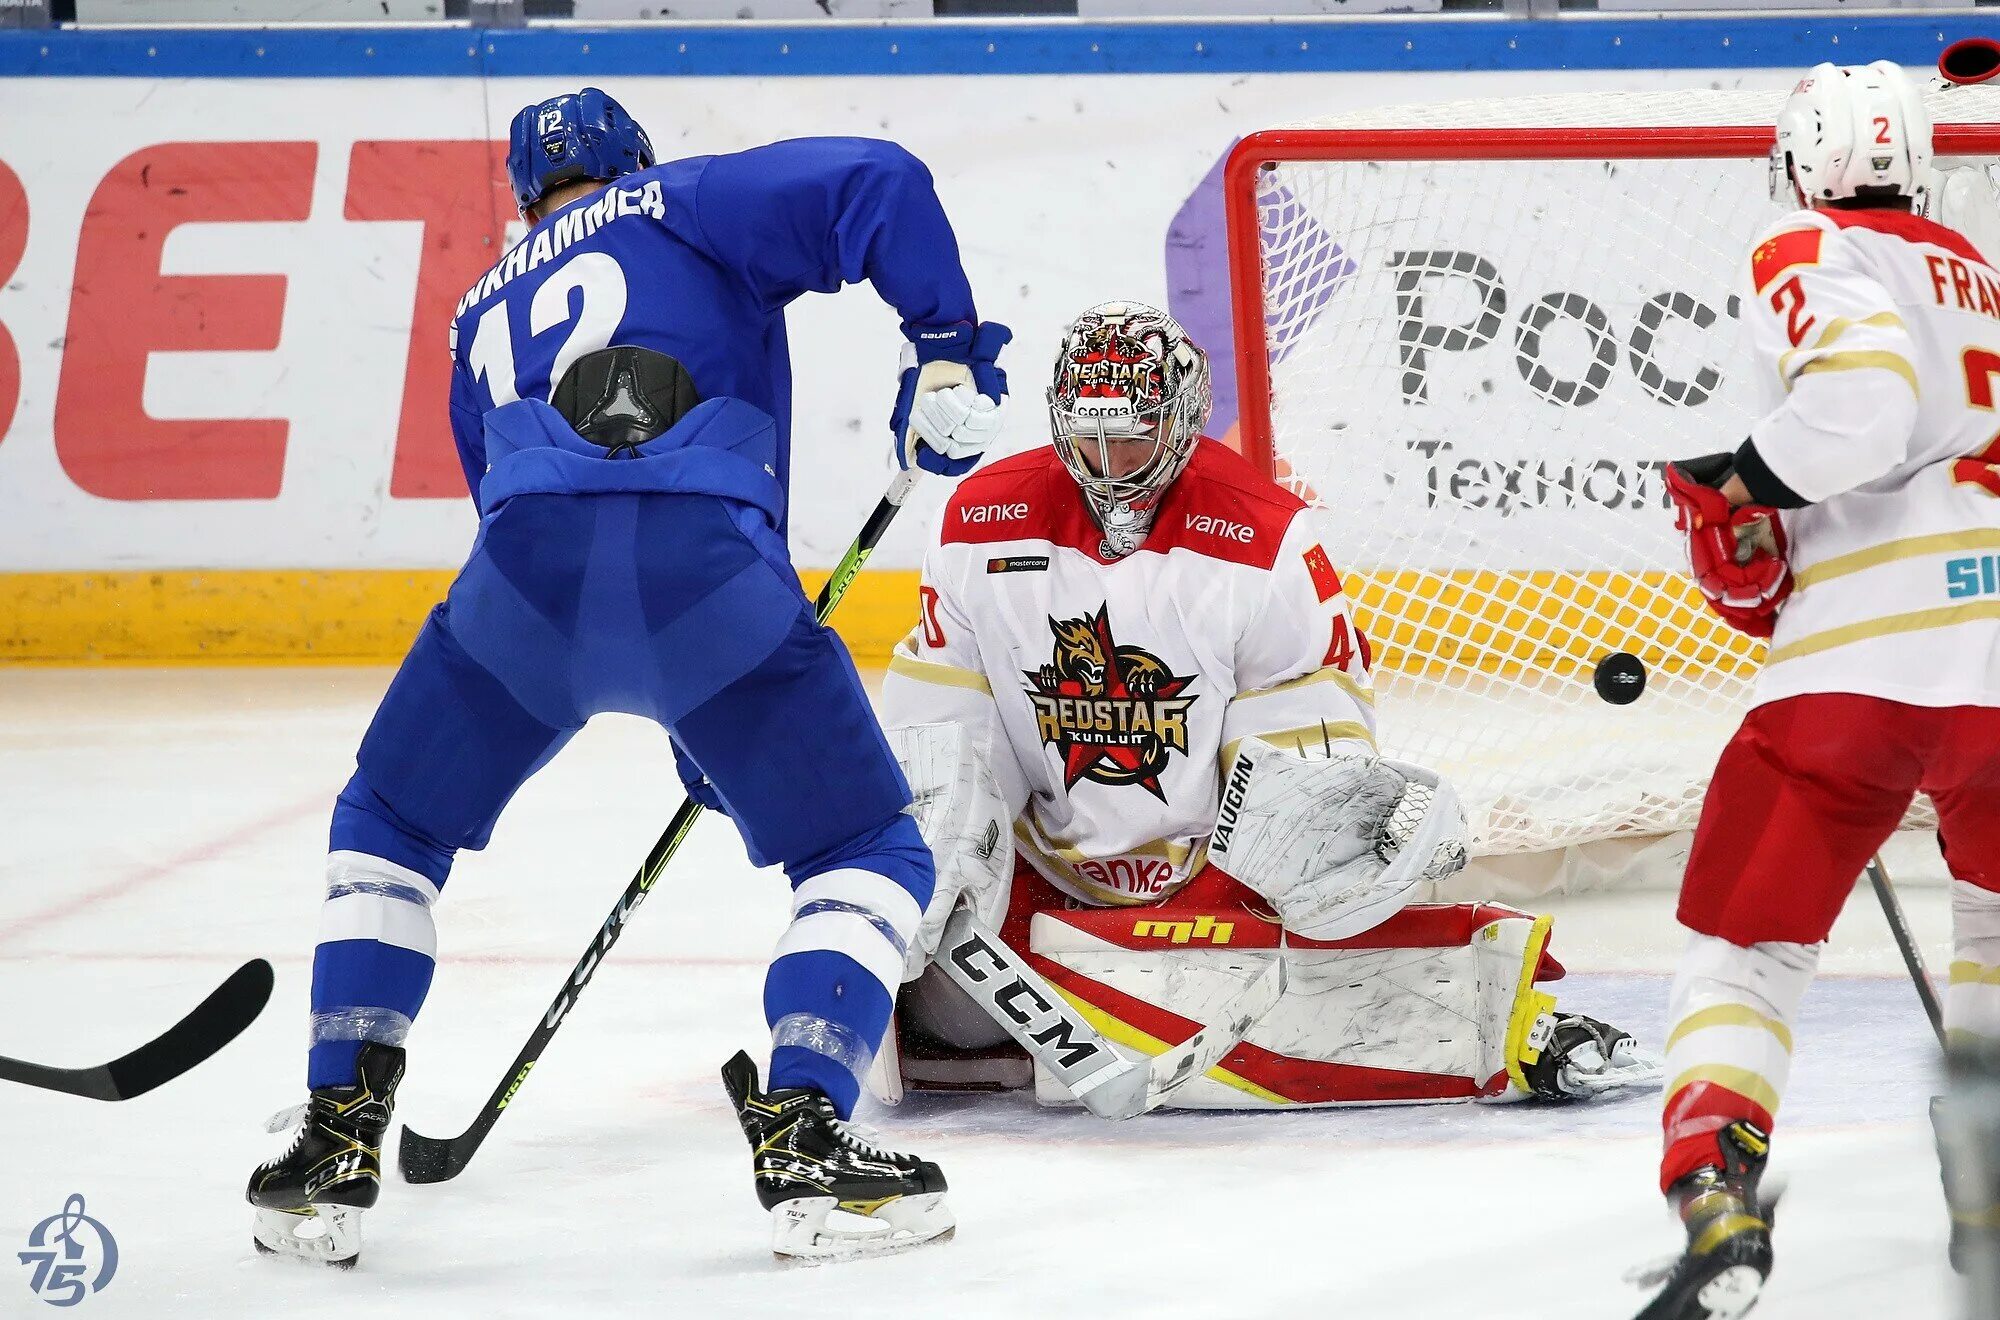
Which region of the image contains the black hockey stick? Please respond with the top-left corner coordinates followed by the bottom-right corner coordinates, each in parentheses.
top-left (1866, 854), bottom-right (1947, 1049)
top-left (0, 958), bottom-right (273, 1100)
top-left (399, 468), bottom-right (923, 1184)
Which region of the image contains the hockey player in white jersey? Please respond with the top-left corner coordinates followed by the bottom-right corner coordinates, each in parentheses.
top-left (875, 301), bottom-right (1660, 1111)
top-left (1636, 61), bottom-right (2000, 1320)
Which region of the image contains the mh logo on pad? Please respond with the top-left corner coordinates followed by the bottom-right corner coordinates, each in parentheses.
top-left (1132, 915), bottom-right (1235, 946)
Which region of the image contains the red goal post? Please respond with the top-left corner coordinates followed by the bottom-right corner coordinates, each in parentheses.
top-left (1221, 100), bottom-right (2000, 864)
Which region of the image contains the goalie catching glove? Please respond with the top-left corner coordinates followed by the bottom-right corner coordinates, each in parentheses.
top-left (1206, 736), bottom-right (1469, 941)
top-left (1664, 453), bottom-right (1794, 639)
top-left (885, 721), bottom-right (1013, 978)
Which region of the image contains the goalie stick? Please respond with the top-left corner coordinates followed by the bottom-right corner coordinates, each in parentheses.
top-left (933, 905), bottom-right (1286, 1119)
top-left (0, 958), bottom-right (273, 1101)
top-left (399, 468), bottom-right (922, 1185)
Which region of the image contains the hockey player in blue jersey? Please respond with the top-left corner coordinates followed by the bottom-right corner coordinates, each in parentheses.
top-left (246, 88), bottom-right (1009, 1264)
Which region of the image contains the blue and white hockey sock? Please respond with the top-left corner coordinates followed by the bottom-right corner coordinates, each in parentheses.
top-left (309, 850), bottom-right (443, 1089)
top-left (764, 815), bottom-right (932, 1118)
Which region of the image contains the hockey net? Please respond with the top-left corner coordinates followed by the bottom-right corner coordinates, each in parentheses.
top-left (1225, 86), bottom-right (2000, 868)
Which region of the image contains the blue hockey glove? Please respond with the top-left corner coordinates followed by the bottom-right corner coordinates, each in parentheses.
top-left (891, 320), bottom-right (1011, 476)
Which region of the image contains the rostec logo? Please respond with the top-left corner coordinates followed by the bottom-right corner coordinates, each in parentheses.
top-left (1184, 513), bottom-right (1253, 543)
top-left (1132, 915), bottom-right (1235, 945)
top-left (1388, 248), bottom-right (1730, 409)
top-left (963, 502), bottom-right (1029, 524)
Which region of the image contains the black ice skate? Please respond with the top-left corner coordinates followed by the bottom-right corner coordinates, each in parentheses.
top-left (1632, 1122), bottom-right (1775, 1320)
top-left (246, 1041), bottom-right (405, 1267)
top-left (721, 1049), bottom-right (953, 1262)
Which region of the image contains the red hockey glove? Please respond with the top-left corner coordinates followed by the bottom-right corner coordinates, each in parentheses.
top-left (1664, 455), bottom-right (1793, 639)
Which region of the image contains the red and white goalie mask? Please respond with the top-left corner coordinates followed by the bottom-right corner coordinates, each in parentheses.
top-left (1046, 301), bottom-right (1212, 559)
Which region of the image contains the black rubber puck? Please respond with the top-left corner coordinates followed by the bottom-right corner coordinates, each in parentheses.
top-left (1594, 651), bottom-right (1647, 705)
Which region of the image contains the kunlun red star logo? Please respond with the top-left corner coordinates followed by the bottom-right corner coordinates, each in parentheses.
top-left (1023, 605), bottom-right (1197, 802)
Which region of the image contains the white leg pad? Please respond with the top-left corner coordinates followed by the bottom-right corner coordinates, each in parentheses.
top-left (1025, 903), bottom-right (1584, 1108)
top-left (1949, 881), bottom-right (2000, 1047)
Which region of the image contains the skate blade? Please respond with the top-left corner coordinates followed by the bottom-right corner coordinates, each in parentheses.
top-left (770, 1192), bottom-right (954, 1264)
top-left (251, 1205), bottom-right (362, 1268)
top-left (1624, 1253), bottom-right (1679, 1289)
top-left (1695, 1264), bottom-right (1764, 1319)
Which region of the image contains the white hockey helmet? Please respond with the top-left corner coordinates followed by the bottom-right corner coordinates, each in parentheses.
top-left (1047, 301), bottom-right (1212, 558)
top-left (1770, 60), bottom-right (1933, 209)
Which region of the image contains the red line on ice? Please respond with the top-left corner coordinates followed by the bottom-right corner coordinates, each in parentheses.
top-left (0, 792), bottom-right (325, 950)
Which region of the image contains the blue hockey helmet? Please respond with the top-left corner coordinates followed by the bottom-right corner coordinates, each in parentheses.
top-left (506, 87), bottom-right (656, 213)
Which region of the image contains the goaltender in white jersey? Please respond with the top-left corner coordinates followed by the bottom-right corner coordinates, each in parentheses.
top-left (876, 302), bottom-right (1659, 1110)
top-left (901, 412), bottom-right (1362, 909)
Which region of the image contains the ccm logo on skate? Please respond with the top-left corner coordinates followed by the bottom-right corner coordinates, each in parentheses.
top-left (1945, 554), bottom-right (2000, 599)
top-left (1185, 514), bottom-right (1254, 542)
top-left (962, 502), bottom-right (1029, 524)
top-left (1132, 915), bottom-right (1235, 945)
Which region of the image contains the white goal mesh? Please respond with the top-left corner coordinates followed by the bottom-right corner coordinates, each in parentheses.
top-left (1228, 86), bottom-right (2000, 858)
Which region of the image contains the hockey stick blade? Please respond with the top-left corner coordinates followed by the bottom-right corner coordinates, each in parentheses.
top-left (397, 470), bottom-right (922, 1185)
top-left (0, 958), bottom-right (274, 1101)
top-left (1139, 952), bottom-right (1285, 1111)
top-left (398, 797), bottom-right (704, 1185)
top-left (398, 1120), bottom-right (475, 1185)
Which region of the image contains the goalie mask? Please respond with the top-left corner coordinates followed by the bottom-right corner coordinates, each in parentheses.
top-left (1047, 302), bottom-right (1212, 559)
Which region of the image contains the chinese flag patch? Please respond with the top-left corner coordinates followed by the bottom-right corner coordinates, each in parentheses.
top-left (1302, 544), bottom-right (1341, 602)
top-left (1751, 228), bottom-right (1823, 292)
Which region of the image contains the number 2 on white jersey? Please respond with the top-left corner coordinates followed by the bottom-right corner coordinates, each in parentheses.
top-left (465, 251), bottom-right (630, 408)
top-left (1958, 346), bottom-right (2000, 497)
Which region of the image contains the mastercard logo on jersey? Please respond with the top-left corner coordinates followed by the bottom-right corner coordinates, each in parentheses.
top-left (1023, 604), bottom-right (1198, 802)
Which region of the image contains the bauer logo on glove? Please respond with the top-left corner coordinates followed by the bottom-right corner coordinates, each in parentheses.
top-left (892, 320), bottom-right (1012, 477)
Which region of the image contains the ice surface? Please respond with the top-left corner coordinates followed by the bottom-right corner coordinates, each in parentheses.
top-left (0, 668), bottom-right (1973, 1319)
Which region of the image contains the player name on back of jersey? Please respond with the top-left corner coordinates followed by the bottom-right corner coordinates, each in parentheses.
top-left (1925, 252), bottom-right (2000, 320)
top-left (454, 179), bottom-right (669, 319)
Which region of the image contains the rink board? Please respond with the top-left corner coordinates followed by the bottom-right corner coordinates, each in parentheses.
top-left (0, 564), bottom-right (1767, 675)
top-left (0, 566), bottom-right (923, 665)
top-left (0, 16), bottom-right (1988, 661)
